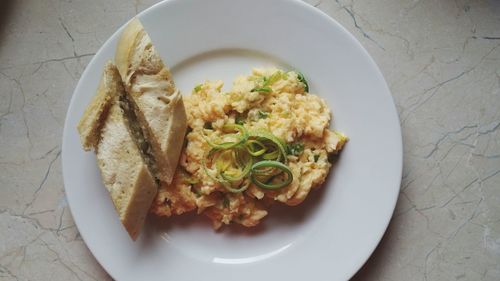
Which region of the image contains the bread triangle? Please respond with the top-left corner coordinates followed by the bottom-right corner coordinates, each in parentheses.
top-left (78, 62), bottom-right (158, 240)
top-left (115, 18), bottom-right (187, 184)
top-left (77, 62), bottom-right (118, 151)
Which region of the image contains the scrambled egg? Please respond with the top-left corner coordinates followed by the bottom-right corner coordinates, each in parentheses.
top-left (151, 68), bottom-right (347, 229)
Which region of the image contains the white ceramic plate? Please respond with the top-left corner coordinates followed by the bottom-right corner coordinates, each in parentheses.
top-left (62, 0), bottom-right (402, 280)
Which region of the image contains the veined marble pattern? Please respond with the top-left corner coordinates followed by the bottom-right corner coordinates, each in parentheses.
top-left (0, 0), bottom-right (498, 280)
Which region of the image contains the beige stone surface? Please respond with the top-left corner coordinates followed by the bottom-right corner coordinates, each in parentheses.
top-left (0, 0), bottom-right (499, 280)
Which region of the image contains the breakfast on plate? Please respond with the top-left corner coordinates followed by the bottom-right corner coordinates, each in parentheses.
top-left (77, 18), bottom-right (347, 239)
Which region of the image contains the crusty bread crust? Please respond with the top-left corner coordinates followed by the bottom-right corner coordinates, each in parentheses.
top-left (77, 62), bottom-right (120, 151)
top-left (79, 63), bottom-right (158, 240)
top-left (115, 18), bottom-right (187, 184)
top-left (115, 18), bottom-right (143, 82)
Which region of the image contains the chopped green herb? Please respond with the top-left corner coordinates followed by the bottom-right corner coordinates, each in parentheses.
top-left (287, 142), bottom-right (304, 156)
top-left (223, 197), bottom-right (230, 208)
top-left (204, 122), bottom-right (213, 130)
top-left (251, 87), bottom-right (272, 93)
top-left (297, 72), bottom-right (309, 92)
top-left (235, 115), bottom-right (246, 125)
top-left (262, 76), bottom-right (269, 85)
top-left (314, 154), bottom-right (320, 162)
top-left (194, 84), bottom-right (203, 92)
top-left (264, 71), bottom-right (282, 87)
top-left (257, 110), bottom-right (269, 119)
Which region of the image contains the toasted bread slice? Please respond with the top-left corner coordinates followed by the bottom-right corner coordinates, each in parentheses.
top-left (115, 18), bottom-right (187, 184)
top-left (77, 62), bottom-right (119, 151)
top-left (78, 63), bottom-right (157, 240)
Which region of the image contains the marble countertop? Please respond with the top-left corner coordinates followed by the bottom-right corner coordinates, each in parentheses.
top-left (1, 0), bottom-right (499, 280)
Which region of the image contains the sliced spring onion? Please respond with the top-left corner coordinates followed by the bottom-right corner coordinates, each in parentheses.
top-left (263, 71), bottom-right (282, 87)
top-left (251, 156), bottom-right (285, 176)
top-left (250, 71), bottom-right (284, 94)
top-left (210, 141), bottom-right (239, 150)
top-left (235, 114), bottom-right (246, 125)
top-left (262, 149), bottom-right (280, 160)
top-left (314, 154), bottom-right (320, 162)
top-left (252, 166), bottom-right (284, 178)
top-left (222, 178), bottom-right (250, 193)
top-left (194, 84), bottom-right (203, 92)
top-left (287, 142), bottom-right (304, 156)
top-left (257, 110), bottom-right (269, 119)
top-left (221, 163), bottom-right (251, 182)
top-left (250, 161), bottom-right (293, 190)
top-left (215, 149), bottom-right (233, 172)
top-left (251, 87), bottom-right (272, 93)
top-left (235, 147), bottom-right (250, 167)
top-left (202, 124), bottom-right (296, 192)
top-left (248, 130), bottom-right (288, 164)
top-left (202, 145), bottom-right (253, 193)
top-left (262, 76), bottom-right (269, 85)
top-left (297, 71), bottom-right (309, 92)
top-left (220, 148), bottom-right (252, 182)
top-left (246, 139), bottom-right (266, 156)
top-left (222, 123), bottom-right (249, 144)
top-left (204, 124), bottom-right (248, 150)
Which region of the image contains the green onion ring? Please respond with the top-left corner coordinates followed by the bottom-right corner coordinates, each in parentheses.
top-left (204, 124), bottom-right (249, 150)
top-left (202, 126), bottom-right (294, 192)
top-left (221, 162), bottom-right (251, 182)
top-left (248, 130), bottom-right (288, 164)
top-left (235, 147), bottom-right (251, 167)
top-left (220, 149), bottom-right (252, 182)
top-left (221, 179), bottom-right (250, 193)
top-left (246, 139), bottom-right (266, 156)
top-left (250, 161), bottom-right (293, 190)
top-left (262, 149), bottom-right (280, 160)
top-left (202, 146), bottom-right (253, 193)
top-left (215, 149), bottom-right (233, 171)
top-left (250, 87), bottom-right (272, 93)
